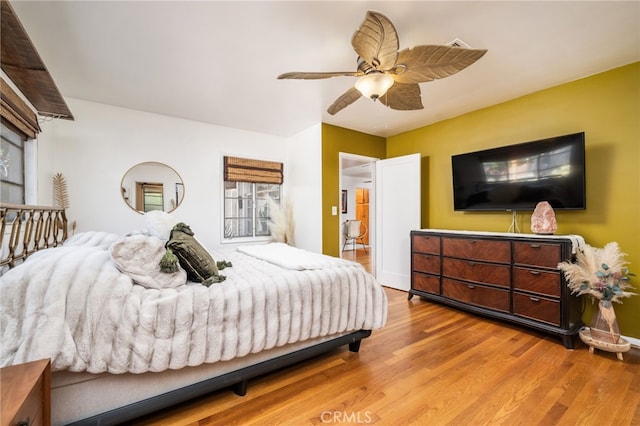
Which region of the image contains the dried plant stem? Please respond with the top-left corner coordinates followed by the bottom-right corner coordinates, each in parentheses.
top-left (53, 172), bottom-right (70, 209)
top-left (599, 303), bottom-right (618, 341)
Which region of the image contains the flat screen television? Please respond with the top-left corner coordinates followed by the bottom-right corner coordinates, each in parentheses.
top-left (452, 132), bottom-right (586, 211)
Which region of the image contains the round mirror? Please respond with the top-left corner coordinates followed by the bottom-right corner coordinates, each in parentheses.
top-left (120, 162), bottom-right (184, 214)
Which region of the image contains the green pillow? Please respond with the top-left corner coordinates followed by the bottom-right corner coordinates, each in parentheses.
top-left (166, 223), bottom-right (224, 285)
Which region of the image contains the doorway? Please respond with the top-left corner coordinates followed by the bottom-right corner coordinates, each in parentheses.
top-left (339, 153), bottom-right (375, 273)
top-left (135, 182), bottom-right (164, 212)
top-left (340, 153), bottom-right (421, 290)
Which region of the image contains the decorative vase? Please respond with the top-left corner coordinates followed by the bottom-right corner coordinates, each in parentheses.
top-left (589, 300), bottom-right (621, 344)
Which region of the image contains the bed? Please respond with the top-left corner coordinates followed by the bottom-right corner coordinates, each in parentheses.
top-left (0, 204), bottom-right (388, 425)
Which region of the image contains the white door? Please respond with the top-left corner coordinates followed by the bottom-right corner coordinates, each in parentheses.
top-left (373, 153), bottom-right (421, 291)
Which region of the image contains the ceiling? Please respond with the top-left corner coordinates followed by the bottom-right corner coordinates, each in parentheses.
top-left (8, 1), bottom-right (640, 138)
top-left (342, 156), bottom-right (373, 179)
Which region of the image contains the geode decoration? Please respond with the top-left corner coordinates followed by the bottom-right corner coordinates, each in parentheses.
top-left (530, 201), bottom-right (557, 235)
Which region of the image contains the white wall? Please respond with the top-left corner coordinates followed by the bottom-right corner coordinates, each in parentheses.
top-left (36, 98), bottom-right (323, 251)
top-left (285, 124), bottom-right (323, 253)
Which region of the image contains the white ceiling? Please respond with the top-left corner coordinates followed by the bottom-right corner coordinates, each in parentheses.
top-left (10, 1), bottom-right (640, 138)
top-left (342, 156), bottom-right (373, 178)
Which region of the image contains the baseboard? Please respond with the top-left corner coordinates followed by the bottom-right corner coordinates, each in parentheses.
top-left (623, 335), bottom-right (640, 348)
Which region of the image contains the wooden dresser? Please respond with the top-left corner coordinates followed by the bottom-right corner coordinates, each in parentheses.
top-left (410, 230), bottom-right (584, 348)
top-left (0, 359), bottom-right (51, 426)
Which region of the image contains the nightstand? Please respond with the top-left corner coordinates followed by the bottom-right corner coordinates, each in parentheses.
top-left (0, 358), bottom-right (51, 426)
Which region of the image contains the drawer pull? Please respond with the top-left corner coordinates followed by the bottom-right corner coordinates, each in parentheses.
top-left (530, 244), bottom-right (541, 248)
top-left (467, 285), bottom-right (476, 289)
top-left (467, 261), bottom-right (476, 266)
top-left (529, 270), bottom-right (541, 275)
top-left (529, 297), bottom-right (541, 302)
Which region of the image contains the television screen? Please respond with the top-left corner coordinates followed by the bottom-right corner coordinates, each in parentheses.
top-left (452, 132), bottom-right (586, 211)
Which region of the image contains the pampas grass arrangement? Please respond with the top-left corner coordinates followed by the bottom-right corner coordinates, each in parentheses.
top-left (557, 242), bottom-right (636, 304)
top-left (560, 242), bottom-right (636, 348)
top-left (268, 197), bottom-right (295, 246)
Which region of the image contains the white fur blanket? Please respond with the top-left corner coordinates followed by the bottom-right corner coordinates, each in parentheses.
top-left (0, 232), bottom-right (387, 374)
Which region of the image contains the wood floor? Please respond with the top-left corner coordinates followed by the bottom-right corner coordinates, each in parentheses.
top-left (139, 252), bottom-right (639, 426)
top-left (341, 247), bottom-right (371, 273)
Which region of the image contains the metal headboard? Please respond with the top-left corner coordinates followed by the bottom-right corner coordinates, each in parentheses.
top-left (0, 203), bottom-right (68, 271)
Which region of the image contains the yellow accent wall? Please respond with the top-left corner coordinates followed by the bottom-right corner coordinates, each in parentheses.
top-left (321, 123), bottom-right (386, 257)
top-left (386, 62), bottom-right (640, 338)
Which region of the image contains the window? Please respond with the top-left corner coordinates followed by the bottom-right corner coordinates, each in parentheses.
top-left (223, 156), bottom-right (283, 240)
top-left (224, 182), bottom-right (281, 238)
top-left (0, 120), bottom-right (26, 204)
top-left (1, 77), bottom-right (41, 205)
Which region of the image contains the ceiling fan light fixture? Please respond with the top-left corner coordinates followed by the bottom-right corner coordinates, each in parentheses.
top-left (279, 11), bottom-right (487, 115)
top-left (355, 72), bottom-right (394, 101)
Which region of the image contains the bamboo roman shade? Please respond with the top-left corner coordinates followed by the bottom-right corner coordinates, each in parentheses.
top-left (224, 156), bottom-right (283, 185)
top-left (0, 77), bottom-right (40, 138)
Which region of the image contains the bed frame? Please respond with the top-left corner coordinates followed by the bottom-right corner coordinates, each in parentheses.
top-left (65, 330), bottom-right (370, 425)
top-left (0, 203), bottom-right (373, 425)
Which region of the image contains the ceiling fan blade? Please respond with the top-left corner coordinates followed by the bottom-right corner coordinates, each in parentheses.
top-left (327, 87), bottom-right (362, 115)
top-left (391, 45), bottom-right (488, 84)
top-left (351, 11), bottom-right (399, 70)
top-left (278, 71), bottom-right (361, 80)
top-left (379, 82), bottom-right (423, 111)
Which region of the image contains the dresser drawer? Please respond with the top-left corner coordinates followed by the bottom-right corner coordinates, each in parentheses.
top-left (443, 258), bottom-right (510, 288)
top-left (413, 234), bottom-right (440, 255)
top-left (442, 278), bottom-right (510, 313)
top-left (14, 376), bottom-right (44, 426)
top-left (1, 359), bottom-right (50, 426)
top-left (513, 292), bottom-right (560, 326)
top-left (442, 237), bottom-right (510, 264)
top-left (513, 267), bottom-right (561, 297)
top-left (413, 273), bottom-right (440, 295)
top-left (513, 242), bottom-right (562, 268)
top-left (413, 253), bottom-right (440, 275)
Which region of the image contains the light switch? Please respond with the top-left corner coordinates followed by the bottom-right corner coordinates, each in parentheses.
top-left (331, 206), bottom-right (337, 215)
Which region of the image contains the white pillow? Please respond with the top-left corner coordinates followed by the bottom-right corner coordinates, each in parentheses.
top-left (144, 211), bottom-right (179, 241)
top-left (110, 234), bottom-right (187, 289)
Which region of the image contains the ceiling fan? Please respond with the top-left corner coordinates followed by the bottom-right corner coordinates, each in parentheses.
top-left (278, 10), bottom-right (487, 115)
